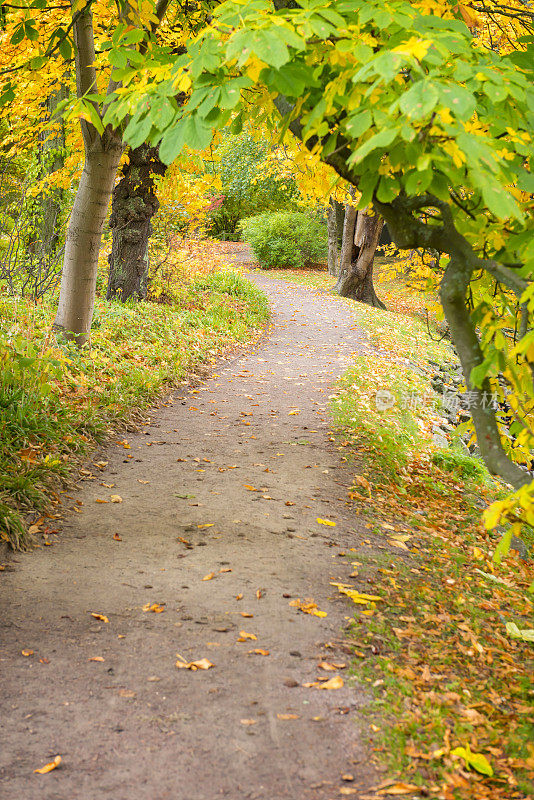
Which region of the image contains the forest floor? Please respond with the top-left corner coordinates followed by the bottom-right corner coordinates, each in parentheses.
top-left (0, 267), bottom-right (387, 799)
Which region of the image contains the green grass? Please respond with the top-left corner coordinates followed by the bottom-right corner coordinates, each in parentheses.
top-left (0, 270), bottom-right (269, 549)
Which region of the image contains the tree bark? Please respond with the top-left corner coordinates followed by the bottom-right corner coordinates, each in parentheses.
top-left (336, 208), bottom-right (385, 308)
top-left (326, 198), bottom-right (339, 275)
top-left (54, 145), bottom-right (122, 344)
top-left (107, 144), bottom-right (166, 302)
top-left (53, 3), bottom-right (123, 345)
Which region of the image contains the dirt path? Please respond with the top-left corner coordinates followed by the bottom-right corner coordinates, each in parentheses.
top-left (0, 272), bottom-right (381, 800)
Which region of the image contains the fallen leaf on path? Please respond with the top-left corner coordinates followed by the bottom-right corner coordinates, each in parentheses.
top-left (243, 484), bottom-right (256, 491)
top-left (113, 533), bottom-right (122, 541)
top-left (342, 774), bottom-right (354, 781)
top-left (277, 713), bottom-right (299, 720)
top-left (285, 501), bottom-right (295, 506)
top-left (88, 656), bottom-right (104, 662)
top-left (240, 719), bottom-right (257, 725)
top-left (95, 499), bottom-right (108, 503)
top-left (238, 631), bottom-right (257, 641)
top-left (39, 657), bottom-right (50, 664)
top-left (202, 573), bottom-right (215, 581)
top-left (376, 783), bottom-right (422, 795)
top-left (21, 649), bottom-right (34, 657)
top-left (175, 657), bottom-right (214, 671)
top-left (240, 612), bottom-right (253, 617)
top-left (248, 649), bottom-right (269, 656)
top-left (289, 598), bottom-right (327, 618)
top-left (219, 567), bottom-right (232, 573)
top-left (388, 539), bottom-right (409, 551)
top-left (197, 523), bottom-right (214, 529)
top-left (339, 788), bottom-right (358, 796)
top-left (118, 689), bottom-right (136, 698)
top-left (137, 480), bottom-right (150, 484)
top-left (316, 518), bottom-right (336, 527)
top-left (110, 495), bottom-right (123, 503)
top-left (90, 613), bottom-right (109, 623)
top-left (143, 603), bottom-right (165, 613)
top-left (256, 589), bottom-right (264, 599)
top-left (318, 661), bottom-right (346, 671)
top-left (34, 756), bottom-right (61, 774)
top-left (235, 593), bottom-right (243, 601)
top-left (288, 409), bottom-right (300, 415)
top-left (319, 675), bottom-right (344, 690)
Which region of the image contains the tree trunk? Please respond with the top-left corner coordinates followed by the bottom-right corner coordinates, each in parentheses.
top-left (336, 209), bottom-right (385, 309)
top-left (326, 198), bottom-right (339, 275)
top-left (54, 144), bottom-right (122, 345)
top-left (107, 145), bottom-right (166, 302)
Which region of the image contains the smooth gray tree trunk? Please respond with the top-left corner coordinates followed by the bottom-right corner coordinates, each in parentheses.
top-left (326, 198), bottom-right (339, 275)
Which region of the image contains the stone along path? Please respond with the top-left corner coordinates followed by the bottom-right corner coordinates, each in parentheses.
top-left (0, 272), bottom-right (380, 800)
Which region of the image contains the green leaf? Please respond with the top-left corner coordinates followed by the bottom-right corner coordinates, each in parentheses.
top-left (350, 127), bottom-right (398, 163)
top-left (124, 114), bottom-right (153, 149)
top-left (451, 745), bottom-right (493, 777)
top-left (399, 81), bottom-right (439, 120)
top-left (438, 83), bottom-right (476, 121)
top-left (493, 527), bottom-right (513, 565)
top-left (345, 109), bottom-right (372, 139)
top-left (506, 622), bottom-right (534, 642)
top-left (404, 168), bottom-right (433, 195)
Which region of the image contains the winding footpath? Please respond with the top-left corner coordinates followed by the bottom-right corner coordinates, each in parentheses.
top-left (0, 272), bottom-right (382, 800)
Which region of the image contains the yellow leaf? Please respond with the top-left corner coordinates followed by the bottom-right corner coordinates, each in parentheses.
top-left (277, 713), bottom-right (299, 720)
top-left (110, 495), bottom-right (123, 503)
top-left (143, 603), bottom-right (165, 613)
top-left (235, 593), bottom-right (243, 600)
top-left (319, 675), bottom-right (344, 690)
top-left (197, 523), bottom-right (214, 529)
top-left (88, 656), bottom-right (104, 662)
top-left (237, 631), bottom-right (257, 641)
top-left (175, 657), bottom-right (214, 670)
top-left (202, 573), bottom-right (215, 581)
top-left (338, 587), bottom-right (382, 604)
top-left (243, 484), bottom-right (256, 491)
top-left (248, 648), bottom-right (269, 655)
top-left (316, 518), bottom-right (336, 526)
top-left (240, 611), bottom-right (254, 617)
top-left (34, 755), bottom-right (61, 774)
top-left (376, 783), bottom-right (422, 795)
top-left (289, 598), bottom-right (327, 617)
top-left (21, 649), bottom-right (34, 657)
top-left (288, 409), bottom-right (300, 415)
top-left (90, 612), bottom-right (109, 623)
top-left (240, 718), bottom-right (257, 725)
top-left (318, 661), bottom-right (346, 671)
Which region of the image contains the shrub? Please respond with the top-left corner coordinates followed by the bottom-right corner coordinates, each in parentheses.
top-left (240, 212), bottom-right (327, 269)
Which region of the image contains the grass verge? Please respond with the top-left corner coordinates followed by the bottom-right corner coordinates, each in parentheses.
top-left (274, 266), bottom-right (533, 800)
top-left (0, 269), bottom-right (269, 549)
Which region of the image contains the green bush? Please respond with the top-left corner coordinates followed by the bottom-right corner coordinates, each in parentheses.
top-left (240, 212), bottom-right (327, 269)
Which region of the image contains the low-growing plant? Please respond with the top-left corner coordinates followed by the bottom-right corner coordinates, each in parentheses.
top-left (240, 212), bottom-right (327, 270)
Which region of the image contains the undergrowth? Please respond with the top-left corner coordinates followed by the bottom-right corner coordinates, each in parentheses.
top-left (0, 269), bottom-right (268, 549)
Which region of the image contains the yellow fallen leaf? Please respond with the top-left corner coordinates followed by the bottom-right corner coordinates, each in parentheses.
top-left (90, 612), bottom-right (109, 623)
top-left (288, 409), bottom-right (300, 415)
top-left (197, 523), bottom-right (214, 529)
top-left (316, 518), bottom-right (336, 526)
top-left (339, 789), bottom-right (358, 796)
top-left (143, 603), bottom-right (165, 613)
top-left (219, 567), bottom-right (232, 573)
top-left (303, 681), bottom-right (320, 688)
top-left (175, 657), bottom-right (214, 671)
top-left (376, 783), bottom-right (422, 796)
top-left (21, 649), bottom-right (34, 657)
top-left (319, 675), bottom-right (344, 690)
top-left (388, 538), bottom-right (409, 551)
top-left (202, 573), bottom-right (215, 581)
top-left (342, 774), bottom-right (354, 782)
top-left (289, 598), bottom-right (327, 618)
top-left (248, 648), bottom-right (269, 656)
top-left (110, 495), bottom-right (123, 503)
top-left (277, 713), bottom-right (299, 720)
top-left (235, 593), bottom-right (243, 601)
top-left (337, 587), bottom-right (382, 604)
top-left (240, 611), bottom-right (253, 617)
top-left (256, 589), bottom-right (264, 599)
top-left (88, 656), bottom-right (104, 662)
top-left (34, 755), bottom-right (61, 774)
top-left (243, 484), bottom-right (256, 491)
top-left (237, 631), bottom-right (257, 641)
top-left (240, 719), bottom-right (257, 725)
top-left (318, 661), bottom-right (346, 671)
